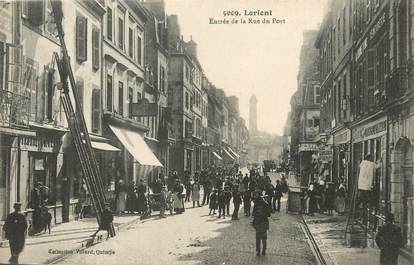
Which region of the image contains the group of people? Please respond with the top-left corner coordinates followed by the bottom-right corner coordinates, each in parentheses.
top-left (301, 179), bottom-right (347, 216)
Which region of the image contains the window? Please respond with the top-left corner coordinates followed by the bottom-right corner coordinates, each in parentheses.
top-left (92, 28), bottom-right (100, 71)
top-left (118, 81), bottom-right (124, 115)
top-left (137, 91), bottom-right (142, 122)
top-left (185, 65), bottom-right (189, 81)
top-left (314, 85), bottom-right (321, 104)
top-left (45, 68), bottom-right (54, 121)
top-left (107, 7), bottom-right (112, 41)
top-left (128, 28), bottom-right (134, 58)
top-left (45, 0), bottom-right (57, 35)
top-left (76, 16), bottom-right (87, 62)
top-left (92, 88), bottom-right (101, 133)
top-left (159, 65), bottom-right (165, 93)
top-left (343, 7), bottom-right (346, 46)
top-left (118, 17), bottom-right (124, 50)
top-left (337, 17), bottom-right (341, 54)
top-left (307, 119), bottom-right (313, 127)
top-left (137, 36), bottom-right (142, 65)
top-left (411, 1), bottom-right (414, 57)
top-left (128, 87), bottom-right (133, 118)
top-left (185, 91), bottom-right (189, 109)
top-left (106, 75), bottom-right (113, 111)
top-left (24, 0), bottom-right (44, 27)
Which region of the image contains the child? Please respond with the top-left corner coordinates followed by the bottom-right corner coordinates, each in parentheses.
top-left (41, 206), bottom-right (52, 234)
top-left (243, 190), bottom-right (251, 216)
top-left (217, 188), bottom-right (226, 219)
top-left (209, 190), bottom-right (218, 215)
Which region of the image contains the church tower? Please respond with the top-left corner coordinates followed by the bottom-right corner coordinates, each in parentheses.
top-left (249, 95), bottom-right (258, 135)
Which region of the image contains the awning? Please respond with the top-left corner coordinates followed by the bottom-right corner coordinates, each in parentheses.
top-left (222, 148), bottom-right (235, 160)
top-left (212, 151), bottom-right (223, 160)
top-left (91, 141), bottom-right (120, 152)
top-left (109, 124), bottom-right (163, 167)
top-left (227, 147), bottom-right (240, 158)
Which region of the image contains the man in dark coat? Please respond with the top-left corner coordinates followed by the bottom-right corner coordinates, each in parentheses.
top-left (3, 202), bottom-right (27, 264)
top-left (273, 180), bottom-right (283, 212)
top-left (224, 186), bottom-right (232, 216)
top-left (243, 190), bottom-right (252, 216)
top-left (231, 185), bottom-right (242, 220)
top-left (375, 213), bottom-right (403, 265)
top-left (202, 179), bottom-right (212, 205)
top-left (252, 192), bottom-right (272, 257)
top-left (217, 187), bottom-right (226, 218)
top-left (136, 179), bottom-right (147, 214)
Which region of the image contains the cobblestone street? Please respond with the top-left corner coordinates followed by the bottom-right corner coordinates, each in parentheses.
top-left (59, 200), bottom-right (316, 265)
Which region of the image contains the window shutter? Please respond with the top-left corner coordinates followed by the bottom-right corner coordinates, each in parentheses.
top-left (92, 88), bottom-right (101, 132)
top-left (75, 79), bottom-right (84, 111)
top-left (92, 28), bottom-right (99, 70)
top-left (28, 0), bottom-right (44, 27)
top-left (76, 16), bottom-right (87, 62)
top-left (45, 67), bottom-right (55, 121)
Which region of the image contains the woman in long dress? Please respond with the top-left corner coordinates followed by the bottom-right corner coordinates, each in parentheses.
top-left (116, 180), bottom-right (127, 214)
top-left (173, 179), bottom-right (185, 214)
top-left (191, 180), bottom-right (201, 207)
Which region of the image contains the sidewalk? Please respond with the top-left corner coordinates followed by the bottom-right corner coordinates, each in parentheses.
top-left (0, 214), bottom-right (141, 264)
top-left (303, 213), bottom-right (413, 265)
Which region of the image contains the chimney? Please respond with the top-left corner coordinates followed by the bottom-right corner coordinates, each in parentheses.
top-left (186, 36), bottom-right (197, 58)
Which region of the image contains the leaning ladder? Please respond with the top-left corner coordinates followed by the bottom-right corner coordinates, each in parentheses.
top-left (50, 0), bottom-right (115, 237)
top-left (344, 172), bottom-right (367, 247)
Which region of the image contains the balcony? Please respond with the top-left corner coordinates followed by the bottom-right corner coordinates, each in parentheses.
top-left (0, 89), bottom-right (30, 128)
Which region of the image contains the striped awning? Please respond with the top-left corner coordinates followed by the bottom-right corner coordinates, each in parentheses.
top-left (212, 151), bottom-right (223, 160)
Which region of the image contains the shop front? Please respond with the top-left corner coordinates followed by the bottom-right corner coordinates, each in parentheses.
top-left (351, 116), bottom-right (387, 228)
top-left (298, 142), bottom-right (319, 186)
top-left (333, 128), bottom-right (351, 188)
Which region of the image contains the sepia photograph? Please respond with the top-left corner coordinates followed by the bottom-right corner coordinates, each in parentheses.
top-left (0, 0), bottom-right (413, 264)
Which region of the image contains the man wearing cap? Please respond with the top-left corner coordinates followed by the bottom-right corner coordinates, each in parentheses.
top-left (375, 213), bottom-right (403, 265)
top-left (252, 191), bottom-right (272, 257)
top-left (3, 202), bottom-right (27, 264)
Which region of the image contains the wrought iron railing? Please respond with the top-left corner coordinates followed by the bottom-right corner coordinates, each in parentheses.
top-left (0, 89), bottom-right (30, 127)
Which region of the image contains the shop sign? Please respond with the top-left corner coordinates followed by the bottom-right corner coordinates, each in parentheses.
top-left (299, 143), bottom-right (318, 152)
top-left (20, 136), bottom-right (62, 152)
top-left (352, 119), bottom-right (387, 142)
top-left (318, 149), bottom-right (333, 162)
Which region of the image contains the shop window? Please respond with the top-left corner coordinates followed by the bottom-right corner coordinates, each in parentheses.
top-left (106, 75), bottom-right (113, 111)
top-left (92, 27), bottom-right (100, 71)
top-left (92, 88), bottom-right (101, 133)
top-left (106, 7), bottom-right (113, 41)
top-left (76, 15), bottom-right (88, 62)
top-left (185, 91), bottom-right (189, 110)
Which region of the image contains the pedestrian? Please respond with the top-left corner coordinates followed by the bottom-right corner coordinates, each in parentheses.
top-left (173, 178), bottom-right (185, 214)
top-left (159, 185), bottom-right (167, 218)
top-left (116, 179), bottom-right (127, 214)
top-left (232, 185), bottom-right (242, 220)
top-left (29, 182), bottom-right (43, 235)
top-left (335, 183), bottom-right (346, 215)
top-left (185, 179), bottom-right (192, 202)
top-left (126, 181), bottom-right (136, 214)
top-left (224, 186), bottom-right (232, 216)
top-left (136, 179), bottom-right (147, 215)
top-left (217, 187), bottom-right (226, 218)
top-left (209, 189), bottom-right (218, 215)
top-left (264, 181), bottom-right (275, 211)
top-left (325, 182), bottom-right (335, 215)
top-left (280, 175), bottom-right (288, 193)
top-left (252, 191), bottom-right (272, 257)
top-left (90, 203), bottom-right (113, 240)
top-left (152, 178), bottom-right (163, 194)
top-left (191, 179), bottom-right (201, 207)
top-left (3, 202), bottom-right (27, 264)
top-left (243, 190), bottom-right (252, 216)
top-left (307, 183), bottom-right (317, 216)
top-left (273, 180), bottom-right (283, 212)
top-left (375, 213), bottom-right (403, 265)
top-left (202, 179), bottom-right (212, 205)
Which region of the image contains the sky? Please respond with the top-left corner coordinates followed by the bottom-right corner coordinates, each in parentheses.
top-left (164, 0), bottom-right (327, 135)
